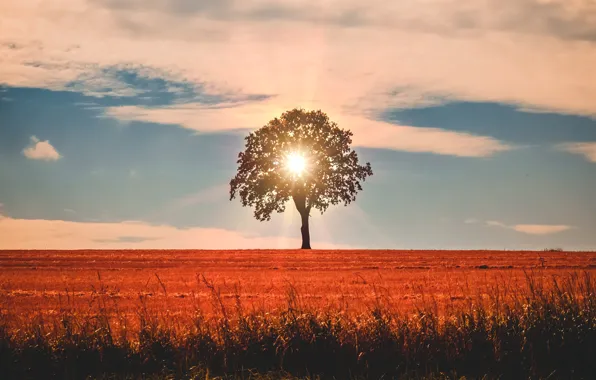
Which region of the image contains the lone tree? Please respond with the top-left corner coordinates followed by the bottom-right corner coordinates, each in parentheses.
top-left (230, 109), bottom-right (373, 249)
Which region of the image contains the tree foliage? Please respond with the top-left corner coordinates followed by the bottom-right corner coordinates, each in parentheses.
top-left (230, 109), bottom-right (373, 221)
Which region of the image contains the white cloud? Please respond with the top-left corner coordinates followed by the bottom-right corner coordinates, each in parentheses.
top-left (348, 117), bottom-right (512, 157)
top-left (104, 101), bottom-right (279, 132)
top-left (0, 216), bottom-right (352, 249)
top-left (1, 0), bottom-right (596, 157)
top-left (512, 224), bottom-right (573, 235)
top-left (486, 220), bottom-right (507, 228)
top-left (22, 136), bottom-right (62, 161)
top-left (485, 220), bottom-right (573, 235)
top-left (557, 142), bottom-right (596, 162)
top-left (105, 102), bottom-right (513, 156)
top-left (91, 0), bottom-right (596, 42)
top-left (1, 1), bottom-right (594, 111)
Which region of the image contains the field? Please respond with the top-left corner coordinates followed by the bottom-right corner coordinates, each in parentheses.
top-left (1, 249), bottom-right (594, 316)
top-left (1, 249), bottom-right (595, 379)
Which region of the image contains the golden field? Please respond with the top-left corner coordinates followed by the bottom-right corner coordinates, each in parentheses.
top-left (1, 250), bottom-right (595, 379)
top-left (1, 249), bottom-right (594, 319)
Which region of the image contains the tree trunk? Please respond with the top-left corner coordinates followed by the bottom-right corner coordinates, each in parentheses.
top-left (293, 194), bottom-right (311, 249)
top-left (299, 209), bottom-right (311, 249)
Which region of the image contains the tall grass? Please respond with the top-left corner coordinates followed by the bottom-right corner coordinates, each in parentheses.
top-left (0, 271), bottom-right (594, 379)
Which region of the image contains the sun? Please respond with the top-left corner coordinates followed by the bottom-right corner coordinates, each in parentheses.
top-left (285, 152), bottom-right (306, 176)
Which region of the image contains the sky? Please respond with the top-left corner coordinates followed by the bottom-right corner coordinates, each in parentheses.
top-left (1, 0), bottom-right (596, 250)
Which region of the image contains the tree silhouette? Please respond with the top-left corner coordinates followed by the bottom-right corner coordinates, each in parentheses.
top-left (230, 109), bottom-right (373, 249)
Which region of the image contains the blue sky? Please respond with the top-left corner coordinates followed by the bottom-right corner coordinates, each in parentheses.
top-left (1, 0), bottom-right (595, 249)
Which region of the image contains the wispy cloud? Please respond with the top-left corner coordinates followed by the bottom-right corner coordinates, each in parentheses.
top-left (485, 220), bottom-right (507, 228)
top-left (94, 0), bottom-right (596, 42)
top-left (22, 136), bottom-right (62, 161)
top-left (557, 142), bottom-right (596, 162)
top-left (485, 220), bottom-right (573, 235)
top-left (103, 98), bottom-right (277, 131)
top-left (512, 225), bottom-right (573, 235)
top-left (104, 102), bottom-right (513, 157)
top-left (1, 0), bottom-right (596, 125)
top-left (0, 216), bottom-right (352, 249)
top-left (348, 117), bottom-right (512, 157)
top-left (63, 66), bottom-right (148, 98)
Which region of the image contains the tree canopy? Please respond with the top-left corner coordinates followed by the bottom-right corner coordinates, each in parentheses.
top-left (229, 108), bottom-right (373, 248)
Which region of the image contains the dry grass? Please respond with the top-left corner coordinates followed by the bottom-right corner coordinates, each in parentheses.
top-left (1, 249), bottom-right (594, 318)
top-left (0, 250), bottom-right (595, 379)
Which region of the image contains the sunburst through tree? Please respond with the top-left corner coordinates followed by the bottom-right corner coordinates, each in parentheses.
top-left (230, 108), bottom-right (373, 249)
